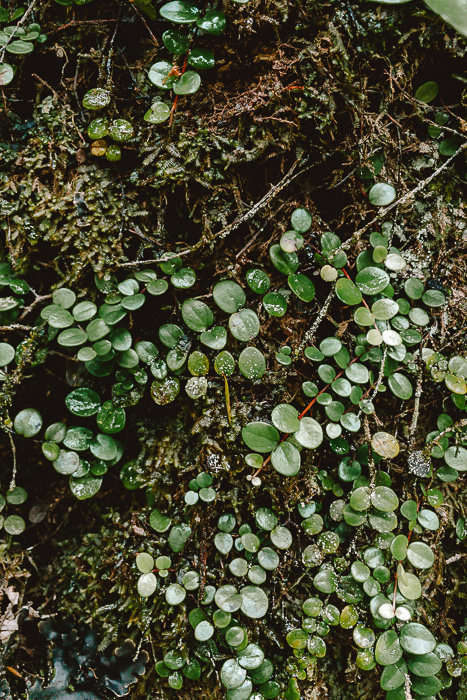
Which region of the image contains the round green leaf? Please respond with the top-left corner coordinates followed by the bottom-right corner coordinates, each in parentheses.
top-left (150, 508), bottom-right (172, 533)
top-left (245, 268), bottom-right (270, 294)
top-left (404, 277), bottom-right (424, 300)
top-left (371, 432), bottom-right (400, 459)
top-left (269, 244), bottom-right (299, 275)
top-left (0, 63), bottom-right (14, 86)
top-left (182, 299), bottom-right (213, 332)
top-left (196, 9), bottom-right (226, 34)
top-left (407, 542), bottom-right (435, 569)
top-left (270, 525), bottom-right (292, 549)
top-left (271, 403), bottom-right (299, 432)
top-left (214, 350), bottom-right (235, 376)
top-left (388, 372), bottom-right (413, 400)
top-left (353, 625), bottom-right (375, 649)
top-left (375, 630), bottom-right (402, 666)
top-left (371, 298), bottom-right (399, 320)
top-left (160, 1), bottom-right (201, 23)
top-left (350, 487), bottom-right (371, 511)
top-left (173, 70), bottom-right (201, 95)
top-left (220, 659), bottom-right (247, 690)
top-left (255, 507), bottom-right (278, 530)
top-left (0, 342), bottom-right (15, 365)
top-left (280, 230), bottom-right (304, 253)
top-left (288, 273), bottom-right (315, 302)
top-left (407, 651), bottom-right (442, 677)
top-left (271, 441), bottom-right (301, 476)
top-left (380, 660), bottom-right (408, 691)
top-left (108, 119), bottom-right (134, 142)
top-left (137, 572), bottom-right (158, 597)
top-left (6, 39), bottom-right (34, 54)
top-left (53, 450), bottom-right (80, 475)
top-left (355, 267), bottom-right (390, 295)
top-left (291, 207), bottom-right (312, 233)
top-left (6, 487), bottom-right (27, 505)
top-left (336, 278), bottom-right (362, 305)
top-left (162, 29), bottom-right (190, 54)
top-left (47, 306), bottom-right (74, 329)
top-left (444, 445), bottom-right (467, 471)
top-left (390, 534), bottom-right (408, 561)
top-left (200, 326), bottom-right (227, 350)
top-left (229, 308), bottom-right (260, 341)
top-left (417, 509), bottom-right (439, 530)
top-left (4, 515), bottom-right (26, 535)
top-left (415, 81), bottom-right (439, 103)
top-left (144, 102), bottom-right (171, 124)
top-left (213, 280), bottom-right (246, 313)
top-left (90, 434), bottom-right (117, 461)
top-left (57, 328), bottom-right (88, 347)
top-left (65, 388), bottom-right (101, 417)
top-left (14, 408), bottom-right (42, 437)
top-left (422, 289), bottom-right (445, 307)
top-left (240, 585), bottom-right (269, 618)
top-left (215, 585), bottom-right (242, 613)
top-left (166, 583), bottom-right (186, 605)
top-left (369, 183), bottom-right (396, 206)
top-left (188, 47), bottom-right (215, 70)
top-left (168, 523), bottom-right (191, 552)
top-left (371, 486), bottom-right (399, 512)
top-left (215, 532), bottom-right (233, 555)
top-left (398, 572), bottom-right (422, 600)
top-left (53, 288), bottom-right (76, 308)
top-left (82, 88), bottom-right (111, 110)
top-left (400, 623), bottom-right (436, 655)
top-left (136, 552), bottom-right (154, 573)
top-left (238, 643), bottom-right (264, 670)
top-left (148, 61), bottom-right (175, 89)
top-left (242, 422), bottom-right (279, 453)
top-left (238, 347), bottom-right (266, 379)
top-left (294, 417), bottom-right (323, 449)
top-left (313, 569), bottom-right (337, 594)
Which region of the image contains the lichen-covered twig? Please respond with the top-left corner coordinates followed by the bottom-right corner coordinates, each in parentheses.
top-left (295, 285), bottom-right (336, 356)
top-left (8, 433), bottom-right (17, 491)
top-left (370, 346), bottom-right (387, 402)
top-left (408, 362), bottom-right (424, 450)
top-left (435, 417), bottom-right (467, 443)
top-left (363, 416), bottom-right (376, 486)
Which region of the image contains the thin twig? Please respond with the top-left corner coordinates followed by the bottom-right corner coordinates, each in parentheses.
top-left (370, 347), bottom-right (387, 402)
top-left (18, 294), bottom-right (51, 321)
top-left (434, 417), bottom-right (467, 444)
top-left (363, 416), bottom-right (376, 486)
top-left (105, 10), bottom-right (120, 90)
top-left (404, 674), bottom-right (414, 700)
top-left (408, 362), bottom-right (424, 450)
top-left (8, 433), bottom-right (17, 491)
top-left (130, 3), bottom-right (159, 46)
top-left (50, 19), bottom-right (118, 35)
top-left (295, 285), bottom-right (336, 356)
top-left (0, 324), bottom-right (33, 332)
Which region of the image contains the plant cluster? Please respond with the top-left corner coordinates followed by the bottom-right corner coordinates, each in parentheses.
top-left (2, 189), bottom-right (467, 697)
